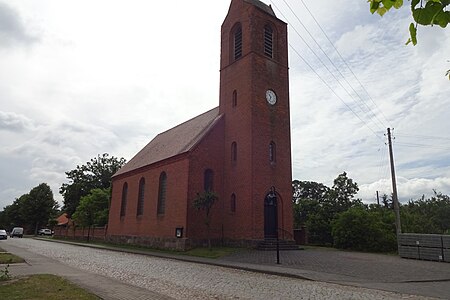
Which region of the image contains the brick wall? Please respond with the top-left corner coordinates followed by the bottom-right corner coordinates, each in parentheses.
top-left (53, 226), bottom-right (107, 242)
top-left (219, 0), bottom-right (293, 241)
top-left (108, 157), bottom-right (190, 239)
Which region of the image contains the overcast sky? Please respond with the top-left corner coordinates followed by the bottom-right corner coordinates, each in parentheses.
top-left (1, 0), bottom-right (449, 211)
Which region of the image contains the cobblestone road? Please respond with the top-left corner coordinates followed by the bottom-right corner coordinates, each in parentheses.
top-left (5, 239), bottom-right (434, 299)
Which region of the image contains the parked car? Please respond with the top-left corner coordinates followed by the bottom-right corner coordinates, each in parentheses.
top-left (0, 229), bottom-right (7, 240)
top-left (10, 227), bottom-right (24, 238)
top-left (38, 228), bottom-right (53, 236)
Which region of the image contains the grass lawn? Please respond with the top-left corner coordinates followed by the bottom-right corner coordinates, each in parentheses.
top-left (184, 247), bottom-right (240, 258)
top-left (104, 242), bottom-right (241, 259)
top-left (0, 274), bottom-right (100, 299)
top-left (0, 247), bottom-right (24, 264)
top-left (0, 253), bottom-right (24, 264)
top-left (50, 237), bottom-right (242, 259)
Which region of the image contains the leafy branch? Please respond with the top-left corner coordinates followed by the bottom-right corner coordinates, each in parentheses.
top-left (367, 0), bottom-right (449, 45)
top-left (193, 191), bottom-right (219, 249)
top-left (367, 0), bottom-right (450, 79)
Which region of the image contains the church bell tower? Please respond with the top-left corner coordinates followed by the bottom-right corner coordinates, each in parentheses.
top-left (219, 0), bottom-right (293, 242)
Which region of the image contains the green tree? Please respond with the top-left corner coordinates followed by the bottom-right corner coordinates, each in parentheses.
top-left (72, 188), bottom-right (110, 228)
top-left (401, 190), bottom-right (450, 234)
top-left (60, 153), bottom-right (126, 218)
top-left (292, 180), bottom-right (329, 204)
top-left (0, 195), bottom-right (28, 230)
top-left (193, 191), bottom-right (219, 249)
top-left (332, 206), bottom-right (397, 252)
top-left (292, 180), bottom-right (329, 229)
top-left (329, 172), bottom-right (361, 211)
top-left (21, 183), bottom-right (59, 234)
top-left (293, 173), bottom-right (362, 245)
top-left (381, 193), bottom-right (393, 209)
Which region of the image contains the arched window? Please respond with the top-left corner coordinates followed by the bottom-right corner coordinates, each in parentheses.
top-left (137, 177), bottom-right (145, 216)
top-left (204, 169), bottom-right (214, 192)
top-left (231, 142), bottom-right (237, 163)
top-left (233, 25), bottom-right (242, 60)
top-left (269, 141), bottom-right (276, 163)
top-left (157, 172), bottom-right (167, 215)
top-left (264, 25), bottom-right (273, 58)
top-left (232, 90), bottom-right (237, 107)
top-left (120, 182), bottom-right (128, 217)
top-left (231, 193), bottom-right (236, 213)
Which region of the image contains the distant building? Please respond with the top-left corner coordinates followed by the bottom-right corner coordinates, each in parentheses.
top-left (107, 0), bottom-right (293, 250)
top-left (56, 213), bottom-right (70, 226)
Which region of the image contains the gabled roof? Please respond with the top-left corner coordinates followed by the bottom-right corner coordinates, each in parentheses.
top-left (56, 213), bottom-right (70, 226)
top-left (244, 0), bottom-right (275, 16)
top-left (114, 107), bottom-right (222, 177)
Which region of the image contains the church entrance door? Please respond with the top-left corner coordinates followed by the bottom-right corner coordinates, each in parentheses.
top-left (264, 191), bottom-right (278, 239)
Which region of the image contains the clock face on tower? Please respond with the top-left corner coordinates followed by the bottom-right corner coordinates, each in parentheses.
top-left (266, 89), bottom-right (277, 105)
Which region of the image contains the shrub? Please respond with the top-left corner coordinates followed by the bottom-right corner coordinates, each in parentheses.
top-left (332, 207), bottom-right (397, 252)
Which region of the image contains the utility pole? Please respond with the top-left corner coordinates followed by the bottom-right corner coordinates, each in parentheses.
top-left (387, 128), bottom-right (401, 235)
top-left (376, 191), bottom-right (380, 206)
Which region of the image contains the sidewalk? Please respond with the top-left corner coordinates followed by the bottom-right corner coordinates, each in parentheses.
top-left (5, 238), bottom-right (450, 299)
top-left (2, 241), bottom-right (173, 300)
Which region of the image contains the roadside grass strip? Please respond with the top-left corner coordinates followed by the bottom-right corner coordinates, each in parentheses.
top-left (0, 274), bottom-right (100, 300)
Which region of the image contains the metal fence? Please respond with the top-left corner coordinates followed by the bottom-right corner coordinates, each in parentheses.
top-left (398, 233), bottom-right (450, 262)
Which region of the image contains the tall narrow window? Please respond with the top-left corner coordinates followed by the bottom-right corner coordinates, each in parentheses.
top-left (231, 193), bottom-right (236, 213)
top-left (120, 182), bottom-right (128, 217)
top-left (137, 177), bottom-right (145, 216)
top-left (231, 142), bottom-right (237, 163)
top-left (157, 172), bottom-right (167, 215)
top-left (269, 141), bottom-right (276, 163)
top-left (234, 26), bottom-right (242, 60)
top-left (204, 169), bottom-right (214, 192)
top-left (264, 25), bottom-right (273, 58)
top-left (232, 90), bottom-right (237, 107)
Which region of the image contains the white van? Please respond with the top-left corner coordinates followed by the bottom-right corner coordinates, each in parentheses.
top-left (10, 227), bottom-right (24, 238)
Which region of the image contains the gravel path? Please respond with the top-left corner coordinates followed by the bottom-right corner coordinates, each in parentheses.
top-left (6, 238), bottom-right (434, 300)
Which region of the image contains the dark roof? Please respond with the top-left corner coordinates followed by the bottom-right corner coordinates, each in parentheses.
top-left (244, 0), bottom-right (275, 16)
top-left (114, 107), bottom-right (222, 177)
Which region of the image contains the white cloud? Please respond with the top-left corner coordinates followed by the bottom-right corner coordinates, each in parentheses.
top-left (0, 0), bottom-right (449, 211)
top-left (0, 111), bottom-right (34, 132)
top-left (359, 176), bottom-right (450, 204)
top-left (0, 1), bottom-right (39, 48)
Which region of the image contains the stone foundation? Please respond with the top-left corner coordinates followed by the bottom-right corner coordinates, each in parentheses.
top-left (106, 235), bottom-right (264, 251)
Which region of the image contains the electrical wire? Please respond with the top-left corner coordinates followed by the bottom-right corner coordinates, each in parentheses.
top-left (289, 44), bottom-right (384, 140)
top-left (395, 133), bottom-right (450, 142)
top-left (281, 0), bottom-right (388, 131)
top-left (270, 1), bottom-right (386, 139)
top-left (395, 142), bottom-right (450, 151)
top-left (298, 0), bottom-right (391, 127)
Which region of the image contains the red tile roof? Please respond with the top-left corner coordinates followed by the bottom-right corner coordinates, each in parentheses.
top-left (56, 213), bottom-right (70, 226)
top-left (114, 107), bottom-right (222, 177)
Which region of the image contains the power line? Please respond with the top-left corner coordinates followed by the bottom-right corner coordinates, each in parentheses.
top-left (298, 0), bottom-right (391, 127)
top-left (395, 133), bottom-right (450, 142)
top-left (288, 44), bottom-right (384, 140)
top-left (395, 142), bottom-right (450, 151)
top-left (280, 0), bottom-right (388, 131)
top-left (270, 1), bottom-right (385, 139)
top-left (377, 143), bottom-right (389, 182)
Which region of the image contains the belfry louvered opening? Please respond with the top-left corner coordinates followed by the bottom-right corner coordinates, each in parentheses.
top-left (264, 25), bottom-right (273, 58)
top-left (234, 27), bottom-right (242, 60)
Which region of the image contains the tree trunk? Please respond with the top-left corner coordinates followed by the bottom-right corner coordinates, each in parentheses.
top-left (207, 225), bottom-right (211, 250)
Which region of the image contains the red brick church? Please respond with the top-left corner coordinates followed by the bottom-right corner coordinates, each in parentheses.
top-left (107, 0), bottom-right (293, 250)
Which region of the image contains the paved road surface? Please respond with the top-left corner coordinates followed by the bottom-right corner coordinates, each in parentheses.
top-left (1, 238), bottom-right (437, 299)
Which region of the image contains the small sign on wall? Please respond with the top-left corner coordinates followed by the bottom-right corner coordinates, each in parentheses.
top-left (175, 227), bottom-right (183, 238)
